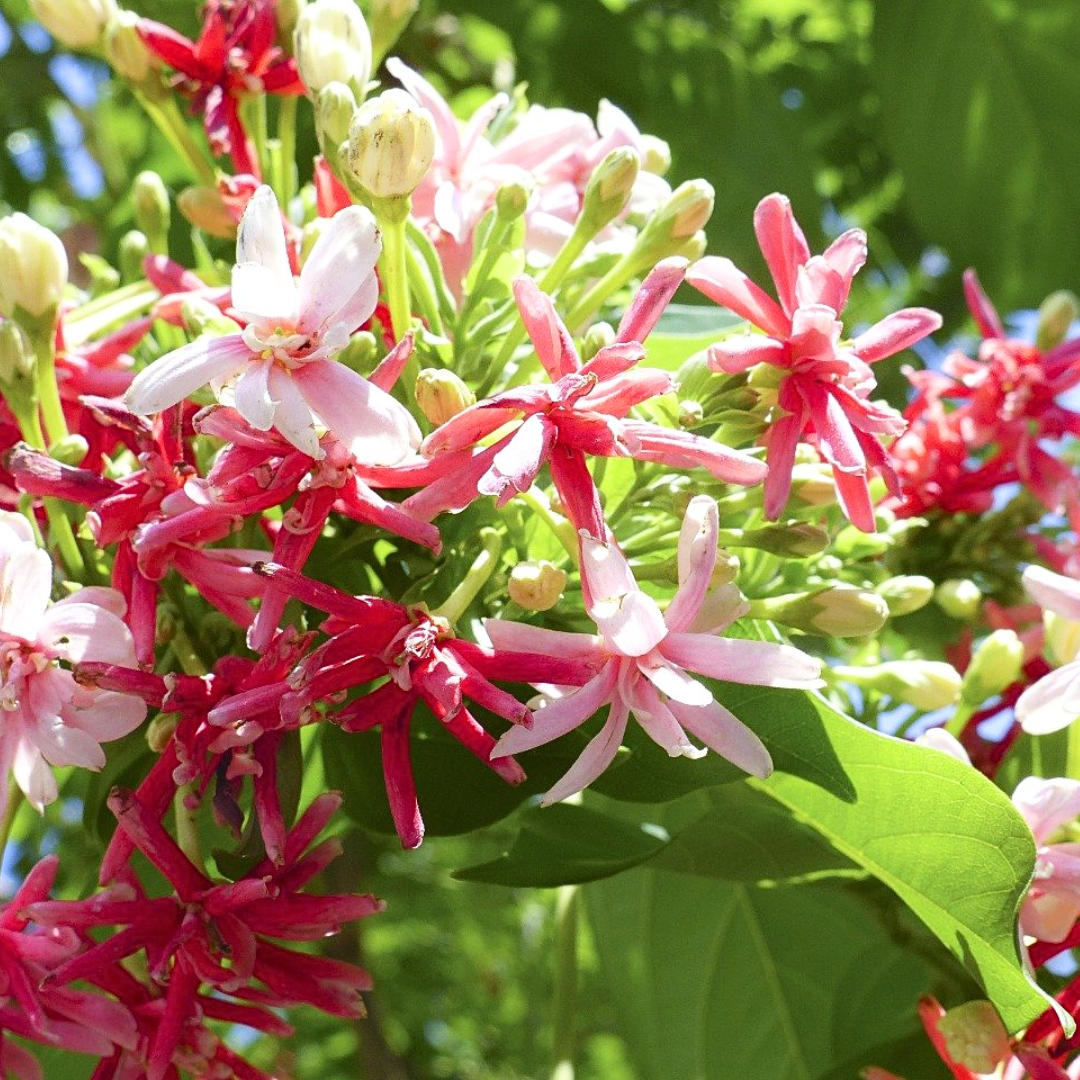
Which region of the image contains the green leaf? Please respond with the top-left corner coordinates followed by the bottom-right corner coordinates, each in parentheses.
top-left (752, 697), bottom-right (1053, 1034)
top-left (585, 872), bottom-right (943, 1080)
top-left (873, 0), bottom-right (1080, 309)
top-left (645, 304), bottom-right (746, 371)
top-left (453, 803), bottom-right (668, 886)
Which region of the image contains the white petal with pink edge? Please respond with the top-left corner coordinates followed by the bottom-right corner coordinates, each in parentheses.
top-left (664, 633), bottom-right (823, 689)
top-left (540, 701), bottom-right (630, 806)
top-left (1012, 776), bottom-right (1080, 843)
top-left (0, 543), bottom-right (51, 641)
top-left (668, 697), bottom-right (773, 778)
top-left (1015, 663), bottom-right (1080, 736)
top-left (39, 603), bottom-right (138, 665)
top-left (125, 334), bottom-right (251, 416)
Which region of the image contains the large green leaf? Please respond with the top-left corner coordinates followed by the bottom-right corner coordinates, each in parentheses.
top-left (585, 872), bottom-right (949, 1080)
top-left (873, 0), bottom-right (1080, 308)
top-left (752, 697), bottom-right (1052, 1034)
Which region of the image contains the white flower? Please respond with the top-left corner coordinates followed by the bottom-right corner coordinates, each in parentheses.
top-left (126, 185), bottom-right (419, 463)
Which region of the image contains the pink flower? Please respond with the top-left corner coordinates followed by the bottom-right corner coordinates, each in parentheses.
top-left (125, 185), bottom-right (419, 465)
top-left (0, 512), bottom-right (146, 816)
top-left (1015, 566), bottom-right (1080, 736)
top-left (488, 495), bottom-right (823, 804)
top-left (687, 193), bottom-right (941, 531)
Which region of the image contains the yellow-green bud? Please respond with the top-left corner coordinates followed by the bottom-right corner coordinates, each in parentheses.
top-left (580, 321), bottom-right (615, 363)
top-left (146, 711), bottom-right (180, 753)
top-left (0, 320), bottom-right (35, 385)
top-left (1036, 290), bottom-right (1079, 352)
top-left (275, 0), bottom-right (302, 40)
top-left (49, 433), bottom-right (89, 466)
top-left (961, 629), bottom-right (1024, 706)
top-left (0, 213), bottom-right (68, 321)
top-left (640, 134), bottom-right (671, 176)
top-left (369, 0), bottom-right (418, 66)
top-left (346, 89), bottom-right (436, 200)
top-left (711, 551), bottom-right (740, 588)
top-left (338, 331), bottom-right (378, 374)
top-left (789, 462), bottom-right (837, 508)
top-left (295, 0), bottom-right (372, 99)
top-left (177, 186), bottom-right (237, 239)
top-left (581, 147), bottom-right (640, 232)
top-left (508, 560), bottom-right (567, 611)
top-left (754, 585), bottom-right (889, 637)
top-left (316, 82), bottom-right (358, 151)
top-left (727, 522), bottom-right (830, 558)
top-left (30, 0), bottom-right (116, 48)
top-left (876, 575), bottom-right (935, 617)
top-left (105, 10), bottom-right (153, 82)
top-left (300, 217), bottom-right (332, 267)
top-left (1046, 611), bottom-right (1080, 667)
top-left (416, 368), bottom-right (476, 427)
top-left (118, 230), bottom-right (150, 284)
top-left (936, 578), bottom-right (982, 620)
top-left (678, 399), bottom-right (704, 428)
top-left (631, 181), bottom-right (714, 266)
top-left (181, 297), bottom-right (241, 337)
top-left (936, 1001), bottom-right (1010, 1076)
top-left (835, 660), bottom-right (962, 711)
top-left (133, 171), bottom-right (170, 249)
top-left (495, 177), bottom-right (533, 221)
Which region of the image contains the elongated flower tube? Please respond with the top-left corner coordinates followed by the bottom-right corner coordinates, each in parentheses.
top-left (489, 495), bottom-right (823, 804)
top-left (126, 185), bottom-right (419, 464)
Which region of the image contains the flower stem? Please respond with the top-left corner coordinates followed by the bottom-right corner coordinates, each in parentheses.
top-left (136, 91), bottom-right (217, 186)
top-left (433, 528), bottom-right (502, 624)
top-left (550, 884), bottom-right (580, 1080)
top-left (277, 96), bottom-right (299, 206)
top-left (380, 211), bottom-right (413, 346)
top-left (0, 788), bottom-right (26, 861)
top-left (28, 325), bottom-right (68, 446)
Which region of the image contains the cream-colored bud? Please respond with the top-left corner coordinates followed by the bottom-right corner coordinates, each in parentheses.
top-left (1037, 290), bottom-right (1079, 352)
top-left (177, 186), bottom-right (237, 239)
top-left (508, 561), bottom-right (567, 611)
top-left (835, 660), bottom-right (961, 711)
top-left (753, 585), bottom-right (889, 637)
top-left (581, 147), bottom-right (640, 231)
top-left (346, 89), bottom-right (436, 199)
top-left (495, 178), bottom-right (533, 221)
top-left (316, 82), bottom-right (358, 150)
top-left (30, 0), bottom-right (116, 48)
top-left (0, 320), bottom-right (35, 385)
top-left (118, 230), bottom-right (149, 283)
top-left (936, 578), bottom-right (982, 620)
top-left (369, 0), bottom-right (418, 65)
top-left (181, 297), bottom-right (241, 337)
top-left (962, 629), bottom-right (1024, 705)
top-left (105, 10), bottom-right (153, 81)
top-left (0, 214), bottom-right (68, 321)
top-left (663, 180), bottom-right (715, 239)
top-left (416, 368), bottom-right (476, 427)
top-left (133, 171), bottom-right (170, 247)
top-left (295, 0), bottom-right (372, 98)
top-left (580, 322), bottom-right (615, 363)
top-left (789, 463), bottom-right (837, 507)
top-left (1046, 611), bottom-right (1080, 667)
top-left (936, 1001), bottom-right (1010, 1076)
top-left (640, 135), bottom-right (671, 176)
top-left (876, 575), bottom-right (935, 617)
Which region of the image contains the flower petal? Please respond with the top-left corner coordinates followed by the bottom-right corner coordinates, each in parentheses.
top-left (664, 495), bottom-right (719, 632)
top-left (1012, 776), bottom-right (1080, 843)
top-left (267, 366), bottom-right (322, 458)
top-left (753, 193), bottom-right (811, 318)
top-left (0, 544), bottom-right (51, 641)
top-left (125, 335), bottom-right (250, 415)
top-left (39, 604), bottom-right (138, 665)
top-left (233, 360), bottom-right (277, 431)
top-left (1024, 565), bottom-right (1080, 622)
top-left (1015, 663), bottom-right (1080, 736)
top-left (850, 308), bottom-right (942, 365)
top-left (667, 697), bottom-right (773, 778)
top-left (232, 185), bottom-right (296, 319)
top-left (687, 256), bottom-right (790, 340)
top-left (664, 633), bottom-right (823, 689)
top-left (540, 700), bottom-right (630, 806)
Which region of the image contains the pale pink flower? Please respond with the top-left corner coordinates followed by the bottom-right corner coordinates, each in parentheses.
top-left (125, 185), bottom-right (419, 464)
top-left (0, 512), bottom-right (146, 815)
top-left (1016, 565), bottom-right (1080, 735)
top-left (687, 193), bottom-right (941, 531)
top-left (489, 495), bottom-right (823, 804)
top-left (1012, 777), bottom-right (1080, 943)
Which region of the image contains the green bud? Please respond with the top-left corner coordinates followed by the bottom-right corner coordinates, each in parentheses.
top-left (1045, 611), bottom-right (1080, 667)
top-left (0, 213), bottom-right (68, 322)
top-left (317, 82), bottom-right (358, 151)
top-left (416, 368), bottom-right (476, 427)
top-left (936, 1001), bottom-right (1010, 1076)
top-left (580, 321), bottom-right (616, 363)
top-left (508, 560), bottom-right (567, 611)
top-left (177, 186), bottom-right (237, 239)
top-left (146, 711), bottom-right (179, 753)
top-left (118, 230), bottom-right (150, 284)
top-left (369, 0), bottom-right (418, 67)
top-left (640, 134), bottom-right (671, 176)
top-left (832, 522), bottom-right (890, 559)
top-left (346, 89), bottom-right (436, 200)
top-left (961, 629), bottom-right (1024, 706)
top-left (300, 217), bottom-right (331, 267)
top-left (181, 297), bottom-right (241, 337)
top-left (631, 181), bottom-right (714, 266)
top-left (0, 320), bottom-right (35, 386)
top-left (133, 171), bottom-right (170, 251)
top-left (789, 463), bottom-right (837, 508)
top-left (936, 578), bottom-right (982, 620)
top-left (581, 147), bottom-right (640, 232)
top-left (105, 10), bottom-right (154, 83)
top-left (834, 660), bottom-right (961, 711)
top-left (678, 399), bottom-right (704, 428)
top-left (496, 178), bottom-right (533, 222)
top-left (30, 0), bottom-right (116, 48)
top-left (338, 331), bottom-right (378, 374)
top-left (876, 575), bottom-right (935, 617)
top-left (723, 522), bottom-right (830, 559)
top-left (1036, 290), bottom-right (1079, 352)
top-left (752, 585), bottom-right (889, 637)
top-left (49, 434), bottom-right (89, 466)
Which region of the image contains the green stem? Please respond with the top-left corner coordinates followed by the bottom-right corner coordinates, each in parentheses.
top-left (137, 91), bottom-right (217, 186)
top-left (277, 96), bottom-right (299, 206)
top-left (44, 498), bottom-right (86, 580)
top-left (433, 529), bottom-right (502, 624)
top-left (550, 885), bottom-right (580, 1080)
top-left (380, 213), bottom-right (413, 346)
top-left (944, 701), bottom-right (975, 739)
top-left (1066, 723), bottom-right (1080, 782)
top-left (562, 250), bottom-right (642, 334)
top-left (29, 325), bottom-right (68, 445)
top-left (0, 788), bottom-right (26, 858)
top-left (175, 783), bottom-right (205, 871)
top-left (515, 487), bottom-right (578, 562)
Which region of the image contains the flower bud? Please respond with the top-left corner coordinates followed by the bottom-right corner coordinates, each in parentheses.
top-left (630, 181), bottom-right (714, 266)
top-left (788, 463), bottom-right (837, 508)
top-left (495, 178), bottom-right (533, 222)
top-left (0, 214), bottom-right (68, 322)
top-left (146, 711), bottom-right (179, 753)
top-left (294, 0), bottom-right (372, 99)
top-left (753, 585), bottom-right (889, 637)
top-left (961, 629), bottom-right (1024, 706)
top-left (876, 575), bottom-right (935, 617)
top-left (30, 0), bottom-right (116, 48)
top-left (49, 434), bottom-right (89, 466)
top-left (640, 135), bottom-right (671, 176)
top-left (936, 1001), bottom-right (1010, 1076)
top-left (345, 89), bottom-right (436, 200)
top-left (728, 522), bottom-right (830, 558)
top-left (678, 399), bottom-right (704, 428)
top-left (580, 321), bottom-right (615, 363)
top-left (132, 171), bottom-right (170, 249)
top-left (105, 9), bottom-right (153, 82)
top-left (118, 230), bottom-right (150, 283)
top-left (1036, 290), bottom-right (1079, 352)
top-left (581, 147), bottom-right (640, 232)
top-left (316, 82), bottom-right (358, 153)
top-left (0, 320), bottom-right (36, 385)
top-left (936, 578), bottom-right (982, 620)
top-left (181, 297), bottom-right (241, 337)
top-left (1046, 611), bottom-right (1080, 667)
top-left (416, 368), bottom-right (476, 427)
top-left (835, 660), bottom-right (962, 711)
top-left (177, 186), bottom-right (237, 239)
top-left (508, 560), bottom-right (567, 611)
top-left (369, 0), bottom-right (418, 66)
